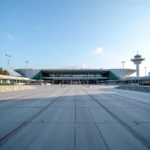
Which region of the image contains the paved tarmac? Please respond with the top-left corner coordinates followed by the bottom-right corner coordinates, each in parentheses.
top-left (0, 85), bottom-right (150, 150)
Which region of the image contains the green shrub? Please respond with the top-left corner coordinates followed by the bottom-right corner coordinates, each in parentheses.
top-left (0, 83), bottom-right (11, 86)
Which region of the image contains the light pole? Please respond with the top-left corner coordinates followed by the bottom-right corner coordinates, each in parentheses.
top-left (25, 61), bottom-right (29, 78)
top-left (9, 67), bottom-right (13, 76)
top-left (144, 67), bottom-right (147, 76)
top-left (5, 54), bottom-right (11, 75)
top-left (121, 61), bottom-right (125, 79)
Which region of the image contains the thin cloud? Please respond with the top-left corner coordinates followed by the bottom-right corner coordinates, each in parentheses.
top-left (91, 47), bottom-right (103, 55)
top-left (69, 63), bottom-right (87, 69)
top-left (7, 34), bottom-right (16, 41)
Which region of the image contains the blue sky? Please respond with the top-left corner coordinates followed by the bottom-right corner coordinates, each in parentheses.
top-left (0, 0), bottom-right (150, 76)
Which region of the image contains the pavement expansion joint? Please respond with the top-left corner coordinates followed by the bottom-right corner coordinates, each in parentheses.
top-left (0, 87), bottom-right (71, 146)
top-left (82, 88), bottom-right (150, 150)
top-left (0, 86), bottom-right (150, 150)
top-left (133, 121), bottom-right (140, 125)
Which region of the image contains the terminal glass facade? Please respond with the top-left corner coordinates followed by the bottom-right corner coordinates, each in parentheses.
top-left (32, 70), bottom-right (119, 84)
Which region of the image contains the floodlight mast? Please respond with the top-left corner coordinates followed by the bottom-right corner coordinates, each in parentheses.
top-left (25, 61), bottom-right (29, 78)
top-left (5, 54), bottom-right (11, 75)
top-left (121, 61), bottom-right (125, 79)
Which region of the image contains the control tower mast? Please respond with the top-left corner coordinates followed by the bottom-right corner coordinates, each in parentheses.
top-left (131, 52), bottom-right (145, 78)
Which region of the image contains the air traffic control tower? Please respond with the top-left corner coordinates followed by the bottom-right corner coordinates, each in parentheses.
top-left (131, 53), bottom-right (145, 78)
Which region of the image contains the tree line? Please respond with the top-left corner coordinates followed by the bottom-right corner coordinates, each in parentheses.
top-left (0, 68), bottom-right (10, 75)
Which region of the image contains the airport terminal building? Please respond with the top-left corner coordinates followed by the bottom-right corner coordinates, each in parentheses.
top-left (15, 69), bottom-right (135, 84)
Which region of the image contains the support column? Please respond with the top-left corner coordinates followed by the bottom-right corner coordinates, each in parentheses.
top-left (96, 80), bottom-right (98, 84)
top-left (62, 80), bottom-right (64, 87)
top-left (7, 79), bottom-right (10, 84)
top-left (136, 64), bottom-right (139, 78)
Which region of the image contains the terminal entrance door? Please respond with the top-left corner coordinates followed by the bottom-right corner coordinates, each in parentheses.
top-left (70, 80), bottom-right (81, 84)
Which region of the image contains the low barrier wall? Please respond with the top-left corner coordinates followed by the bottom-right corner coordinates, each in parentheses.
top-left (116, 85), bottom-right (150, 93)
top-left (0, 85), bottom-right (35, 92)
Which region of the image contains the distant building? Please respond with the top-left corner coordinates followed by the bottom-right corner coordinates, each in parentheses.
top-left (15, 69), bottom-right (135, 84)
top-left (0, 75), bottom-right (33, 85)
